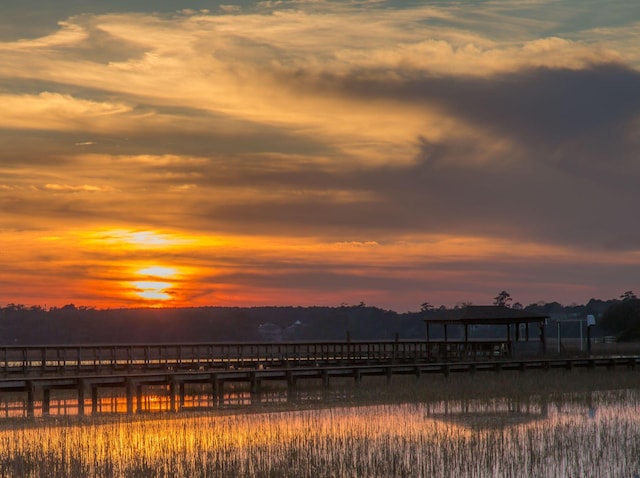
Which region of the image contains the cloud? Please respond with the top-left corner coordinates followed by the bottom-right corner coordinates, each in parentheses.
top-left (0, 92), bottom-right (133, 131)
top-left (1, 1), bottom-right (640, 309)
top-left (43, 184), bottom-right (112, 193)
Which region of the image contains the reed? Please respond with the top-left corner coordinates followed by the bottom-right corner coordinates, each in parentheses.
top-left (0, 370), bottom-right (639, 477)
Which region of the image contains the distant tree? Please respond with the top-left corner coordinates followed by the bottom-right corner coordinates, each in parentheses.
top-left (600, 298), bottom-right (640, 341)
top-left (621, 291), bottom-right (637, 301)
top-left (512, 302), bottom-right (523, 310)
top-left (493, 291), bottom-right (512, 307)
top-left (420, 302), bottom-right (434, 312)
top-left (455, 301), bottom-right (473, 309)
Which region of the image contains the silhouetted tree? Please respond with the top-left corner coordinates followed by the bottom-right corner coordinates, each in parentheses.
top-left (455, 301), bottom-right (473, 309)
top-left (493, 291), bottom-right (512, 307)
top-left (420, 302), bottom-right (434, 312)
top-left (600, 298), bottom-right (640, 341)
top-left (621, 290), bottom-right (637, 301)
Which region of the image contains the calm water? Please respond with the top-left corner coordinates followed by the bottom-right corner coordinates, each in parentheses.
top-left (0, 382), bottom-right (639, 477)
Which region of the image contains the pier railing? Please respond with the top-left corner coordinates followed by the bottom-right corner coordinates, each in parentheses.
top-left (0, 340), bottom-right (512, 377)
top-left (0, 341), bottom-right (637, 417)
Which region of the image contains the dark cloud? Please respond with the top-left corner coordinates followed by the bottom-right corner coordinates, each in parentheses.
top-left (63, 22), bottom-right (149, 64)
top-left (335, 63), bottom-right (640, 170)
top-left (178, 63), bottom-right (640, 251)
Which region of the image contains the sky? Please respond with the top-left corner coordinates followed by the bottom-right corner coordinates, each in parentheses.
top-left (0, 0), bottom-right (639, 312)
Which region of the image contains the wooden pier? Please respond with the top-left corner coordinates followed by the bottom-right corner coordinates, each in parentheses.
top-left (0, 340), bottom-right (638, 417)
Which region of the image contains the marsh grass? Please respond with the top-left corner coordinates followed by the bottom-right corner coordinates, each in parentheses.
top-left (1, 369), bottom-right (639, 477)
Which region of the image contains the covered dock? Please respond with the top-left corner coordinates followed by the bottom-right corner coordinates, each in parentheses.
top-left (424, 306), bottom-right (549, 360)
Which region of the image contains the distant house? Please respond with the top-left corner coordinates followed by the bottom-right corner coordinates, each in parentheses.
top-left (257, 322), bottom-right (282, 342)
top-left (283, 320), bottom-right (304, 340)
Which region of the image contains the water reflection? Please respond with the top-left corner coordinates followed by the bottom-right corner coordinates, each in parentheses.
top-left (425, 396), bottom-right (550, 430)
top-left (0, 385), bottom-right (368, 418)
top-left (0, 387), bottom-right (638, 477)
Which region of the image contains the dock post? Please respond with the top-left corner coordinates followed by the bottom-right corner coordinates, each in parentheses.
top-left (321, 369), bottom-right (330, 387)
top-left (136, 384), bottom-right (143, 413)
top-left (91, 386), bottom-right (98, 414)
top-left (42, 388), bottom-right (50, 416)
top-left (78, 380), bottom-right (85, 416)
top-left (212, 377), bottom-right (225, 406)
top-left (386, 366), bottom-right (392, 384)
top-left (286, 371), bottom-right (297, 390)
top-left (393, 333), bottom-right (399, 363)
top-left (26, 381), bottom-right (35, 417)
top-left (249, 372), bottom-right (260, 395)
top-left (179, 383), bottom-right (186, 408)
top-left (126, 379), bottom-right (134, 414)
top-left (169, 379), bottom-right (176, 412)
top-left (211, 376), bottom-right (220, 405)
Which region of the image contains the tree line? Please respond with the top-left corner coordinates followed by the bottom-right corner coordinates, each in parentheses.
top-left (0, 291), bottom-right (638, 344)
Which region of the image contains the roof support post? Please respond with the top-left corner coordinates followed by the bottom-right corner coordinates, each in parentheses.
top-left (464, 324), bottom-right (469, 359)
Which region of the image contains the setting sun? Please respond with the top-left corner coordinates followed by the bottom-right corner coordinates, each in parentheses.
top-left (131, 281), bottom-right (174, 301)
top-left (136, 266), bottom-right (178, 279)
top-left (136, 290), bottom-right (172, 301)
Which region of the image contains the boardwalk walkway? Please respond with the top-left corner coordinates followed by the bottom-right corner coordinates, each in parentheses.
top-left (0, 341), bottom-right (638, 416)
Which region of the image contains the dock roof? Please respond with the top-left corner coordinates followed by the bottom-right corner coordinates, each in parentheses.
top-left (424, 305), bottom-right (549, 325)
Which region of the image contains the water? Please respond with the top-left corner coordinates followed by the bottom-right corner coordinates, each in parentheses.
top-left (0, 377), bottom-right (639, 477)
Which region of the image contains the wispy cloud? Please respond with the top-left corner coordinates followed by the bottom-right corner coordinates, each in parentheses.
top-left (1, 0), bottom-right (639, 309)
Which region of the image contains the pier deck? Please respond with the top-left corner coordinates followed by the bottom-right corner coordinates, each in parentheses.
top-left (0, 340), bottom-right (638, 417)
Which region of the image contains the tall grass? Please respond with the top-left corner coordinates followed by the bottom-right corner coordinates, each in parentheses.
top-left (0, 370), bottom-right (639, 477)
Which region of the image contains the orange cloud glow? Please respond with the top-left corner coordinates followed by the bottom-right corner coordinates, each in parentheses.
top-left (1, 1), bottom-right (639, 310)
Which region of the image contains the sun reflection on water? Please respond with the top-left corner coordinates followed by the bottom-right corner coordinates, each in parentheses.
top-left (0, 389), bottom-right (639, 477)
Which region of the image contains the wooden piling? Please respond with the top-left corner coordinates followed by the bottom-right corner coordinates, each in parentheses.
top-left (91, 386), bottom-right (98, 414)
top-left (26, 381), bottom-right (35, 417)
top-left (321, 369), bottom-right (330, 387)
top-left (78, 380), bottom-right (85, 416)
top-left (249, 372), bottom-right (260, 394)
top-left (126, 379), bottom-right (134, 414)
top-left (169, 379), bottom-right (176, 412)
top-left (179, 383), bottom-right (186, 408)
top-left (136, 384), bottom-right (143, 413)
top-left (286, 371), bottom-right (297, 390)
top-left (42, 388), bottom-right (50, 416)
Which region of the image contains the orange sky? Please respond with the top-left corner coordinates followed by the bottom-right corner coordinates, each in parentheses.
top-left (1, 1), bottom-right (639, 311)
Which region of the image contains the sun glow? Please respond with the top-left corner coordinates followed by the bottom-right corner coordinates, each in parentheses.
top-left (131, 264), bottom-right (184, 303)
top-left (136, 290), bottom-right (172, 301)
top-left (136, 266), bottom-right (178, 278)
top-left (131, 281), bottom-right (174, 301)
